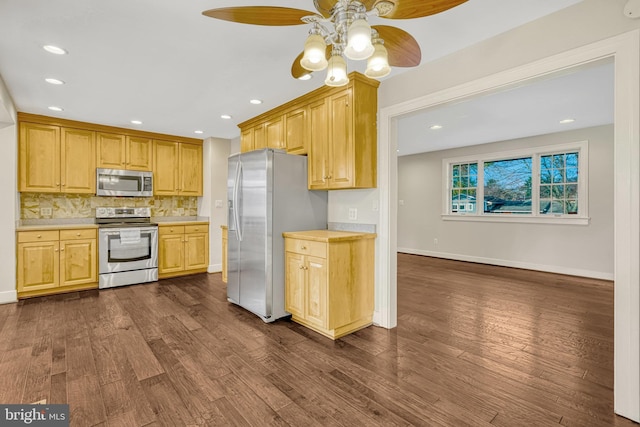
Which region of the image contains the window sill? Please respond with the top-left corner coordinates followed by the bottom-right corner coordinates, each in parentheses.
top-left (441, 214), bottom-right (590, 225)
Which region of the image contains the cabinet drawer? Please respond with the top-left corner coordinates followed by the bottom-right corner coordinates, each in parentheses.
top-left (159, 225), bottom-right (185, 236)
top-left (285, 238), bottom-right (326, 258)
top-left (17, 230), bottom-right (59, 243)
top-left (60, 229), bottom-right (97, 240)
top-left (185, 224), bottom-right (208, 234)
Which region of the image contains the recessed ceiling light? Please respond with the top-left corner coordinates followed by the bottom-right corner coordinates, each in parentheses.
top-left (48, 106), bottom-right (63, 112)
top-left (559, 118), bottom-right (575, 124)
top-left (429, 125), bottom-right (443, 130)
top-left (45, 78), bottom-right (65, 85)
top-left (43, 45), bottom-right (68, 55)
top-left (250, 99), bottom-right (263, 105)
top-left (298, 74), bottom-right (312, 81)
top-left (131, 120), bottom-right (143, 125)
top-left (221, 114), bottom-right (232, 120)
top-left (194, 130), bottom-right (204, 134)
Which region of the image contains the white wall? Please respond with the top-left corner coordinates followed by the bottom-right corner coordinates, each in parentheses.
top-left (201, 137), bottom-right (230, 273)
top-left (0, 74), bottom-right (17, 303)
top-left (398, 125), bottom-right (614, 279)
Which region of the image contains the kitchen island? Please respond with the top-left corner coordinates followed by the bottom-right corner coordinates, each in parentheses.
top-left (283, 230), bottom-right (376, 339)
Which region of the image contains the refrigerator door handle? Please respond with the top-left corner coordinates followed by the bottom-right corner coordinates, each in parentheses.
top-left (234, 161), bottom-right (243, 242)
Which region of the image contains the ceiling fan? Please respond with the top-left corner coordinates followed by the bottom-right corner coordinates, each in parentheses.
top-left (203, 0), bottom-right (468, 86)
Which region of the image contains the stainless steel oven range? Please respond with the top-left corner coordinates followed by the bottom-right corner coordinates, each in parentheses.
top-left (96, 207), bottom-right (158, 289)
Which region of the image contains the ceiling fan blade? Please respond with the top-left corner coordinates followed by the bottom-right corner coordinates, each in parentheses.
top-left (369, 0), bottom-right (468, 19)
top-left (202, 6), bottom-right (314, 26)
top-left (372, 25), bottom-right (421, 67)
top-left (313, 0), bottom-right (338, 18)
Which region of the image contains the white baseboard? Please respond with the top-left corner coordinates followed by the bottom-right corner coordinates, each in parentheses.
top-left (208, 263), bottom-right (222, 274)
top-left (0, 289), bottom-right (17, 304)
top-left (372, 310), bottom-right (383, 327)
top-left (397, 247), bottom-right (614, 281)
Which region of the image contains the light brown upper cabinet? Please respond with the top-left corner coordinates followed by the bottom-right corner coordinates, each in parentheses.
top-left (285, 105), bottom-right (309, 155)
top-left (19, 122), bottom-right (96, 193)
top-left (238, 72), bottom-right (378, 190)
top-left (154, 140), bottom-right (203, 196)
top-left (97, 133), bottom-right (153, 171)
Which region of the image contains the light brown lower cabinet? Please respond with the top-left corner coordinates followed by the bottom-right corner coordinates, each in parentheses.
top-left (17, 228), bottom-right (98, 298)
top-left (283, 230), bottom-right (376, 340)
top-left (221, 225), bottom-right (228, 283)
top-left (158, 223), bottom-right (209, 279)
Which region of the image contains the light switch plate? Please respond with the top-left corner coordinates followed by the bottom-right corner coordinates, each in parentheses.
top-left (348, 208), bottom-right (357, 220)
top-left (215, 199), bottom-right (223, 208)
top-left (40, 207), bottom-right (52, 216)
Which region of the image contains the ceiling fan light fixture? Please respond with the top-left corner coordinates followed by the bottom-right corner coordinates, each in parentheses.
top-left (301, 33), bottom-right (328, 71)
top-left (325, 53), bottom-right (348, 87)
top-left (345, 18), bottom-right (374, 60)
top-left (365, 42), bottom-right (391, 78)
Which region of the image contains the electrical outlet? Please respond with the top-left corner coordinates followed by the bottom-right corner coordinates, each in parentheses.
top-left (40, 207), bottom-right (52, 216)
top-left (215, 199), bottom-right (223, 208)
top-left (434, 238), bottom-right (439, 247)
top-left (399, 200), bottom-right (405, 206)
top-left (348, 208), bottom-right (357, 220)
top-left (177, 208), bottom-right (185, 215)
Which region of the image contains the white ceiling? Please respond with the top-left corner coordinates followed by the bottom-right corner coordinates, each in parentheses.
top-left (0, 0), bottom-right (582, 140)
top-left (397, 60), bottom-right (615, 156)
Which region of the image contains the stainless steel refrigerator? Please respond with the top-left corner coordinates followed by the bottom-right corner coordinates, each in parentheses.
top-left (227, 148), bottom-right (328, 322)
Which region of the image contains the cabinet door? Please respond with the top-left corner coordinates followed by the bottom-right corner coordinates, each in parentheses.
top-left (305, 255), bottom-right (327, 328)
top-left (60, 238), bottom-right (97, 286)
top-left (253, 124), bottom-right (266, 150)
top-left (19, 122), bottom-right (61, 193)
top-left (17, 241), bottom-right (59, 292)
top-left (308, 99), bottom-right (329, 189)
top-left (285, 252), bottom-right (305, 318)
top-left (154, 140), bottom-right (179, 195)
top-left (159, 233), bottom-right (185, 274)
top-left (184, 232), bottom-right (209, 271)
top-left (179, 143), bottom-right (203, 196)
top-left (285, 106), bottom-right (308, 154)
top-left (126, 136), bottom-right (153, 171)
top-left (328, 89), bottom-right (354, 188)
top-left (61, 128), bottom-right (96, 193)
top-left (265, 116), bottom-right (284, 150)
top-left (241, 128), bottom-right (254, 153)
top-left (96, 132), bottom-right (126, 169)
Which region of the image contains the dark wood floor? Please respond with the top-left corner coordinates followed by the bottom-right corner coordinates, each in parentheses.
top-left (0, 254), bottom-right (637, 426)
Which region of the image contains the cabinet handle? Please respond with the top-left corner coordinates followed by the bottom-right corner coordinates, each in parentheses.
top-left (301, 246), bottom-right (307, 250)
top-left (54, 248), bottom-right (58, 252)
top-left (37, 234), bottom-right (41, 238)
top-left (60, 248), bottom-right (64, 251)
top-left (76, 233), bottom-right (81, 236)
top-left (304, 266), bottom-right (309, 270)
top-left (56, 182), bottom-right (60, 186)
top-left (299, 265), bottom-right (304, 269)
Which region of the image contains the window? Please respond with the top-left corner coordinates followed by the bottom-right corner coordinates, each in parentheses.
top-left (443, 142), bottom-right (588, 224)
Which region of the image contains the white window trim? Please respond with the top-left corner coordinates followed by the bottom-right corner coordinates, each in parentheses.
top-left (441, 141), bottom-right (589, 225)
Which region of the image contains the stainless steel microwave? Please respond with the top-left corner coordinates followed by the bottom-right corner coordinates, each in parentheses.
top-left (96, 168), bottom-right (153, 197)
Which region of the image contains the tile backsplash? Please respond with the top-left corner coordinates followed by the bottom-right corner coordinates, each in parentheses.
top-left (21, 194), bottom-right (198, 219)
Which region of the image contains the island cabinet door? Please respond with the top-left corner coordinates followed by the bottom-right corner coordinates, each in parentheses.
top-left (285, 252), bottom-right (306, 318)
top-left (304, 255), bottom-right (327, 329)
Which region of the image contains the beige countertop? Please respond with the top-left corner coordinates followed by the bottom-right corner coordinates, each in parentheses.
top-left (153, 216), bottom-right (209, 226)
top-left (282, 229), bottom-right (377, 242)
top-left (16, 219), bottom-right (98, 231)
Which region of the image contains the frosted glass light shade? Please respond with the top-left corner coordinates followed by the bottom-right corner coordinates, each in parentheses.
top-left (301, 34), bottom-right (328, 71)
top-left (324, 55), bottom-right (348, 87)
top-left (345, 18), bottom-right (374, 60)
top-left (365, 43), bottom-right (391, 78)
